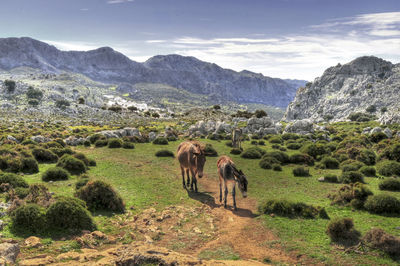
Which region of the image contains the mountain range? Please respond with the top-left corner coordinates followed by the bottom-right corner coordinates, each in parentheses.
top-left (0, 37), bottom-right (306, 108)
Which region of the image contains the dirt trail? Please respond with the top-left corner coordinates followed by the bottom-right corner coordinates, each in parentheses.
top-left (192, 177), bottom-right (298, 264)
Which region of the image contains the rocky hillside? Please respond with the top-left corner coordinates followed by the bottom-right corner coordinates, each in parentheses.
top-left (0, 37), bottom-right (305, 108)
top-left (284, 56), bottom-right (400, 122)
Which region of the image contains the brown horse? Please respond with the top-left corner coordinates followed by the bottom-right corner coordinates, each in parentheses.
top-left (217, 156), bottom-right (248, 210)
top-left (177, 141), bottom-right (206, 192)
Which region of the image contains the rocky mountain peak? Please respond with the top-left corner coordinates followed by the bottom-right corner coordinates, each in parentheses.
top-left (283, 56), bottom-right (400, 122)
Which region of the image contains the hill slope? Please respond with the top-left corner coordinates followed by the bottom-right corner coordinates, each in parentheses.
top-left (0, 37), bottom-right (305, 108)
top-left (283, 56), bottom-right (400, 122)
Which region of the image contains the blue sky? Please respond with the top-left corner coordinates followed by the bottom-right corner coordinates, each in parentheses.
top-left (0, 0), bottom-right (399, 80)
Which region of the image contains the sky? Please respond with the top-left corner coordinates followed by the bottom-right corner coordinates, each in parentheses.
top-left (0, 0), bottom-right (399, 80)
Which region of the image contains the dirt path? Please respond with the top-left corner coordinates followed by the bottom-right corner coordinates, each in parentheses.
top-left (191, 177), bottom-right (298, 264)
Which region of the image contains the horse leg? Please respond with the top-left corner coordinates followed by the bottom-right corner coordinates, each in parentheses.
top-left (219, 180), bottom-right (222, 203)
top-left (186, 169), bottom-right (190, 187)
top-left (181, 167), bottom-right (186, 189)
top-left (232, 184), bottom-right (237, 211)
top-left (224, 183), bottom-right (228, 209)
top-left (190, 169), bottom-right (197, 192)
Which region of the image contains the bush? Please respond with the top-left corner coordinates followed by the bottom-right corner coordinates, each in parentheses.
top-left (269, 136), bottom-right (282, 144)
top-left (94, 139), bottom-right (108, 147)
top-left (42, 167), bottom-right (70, 182)
top-left (57, 155), bottom-right (86, 175)
top-left (20, 157), bottom-right (39, 174)
top-left (204, 144), bottom-right (218, 157)
top-left (263, 151), bottom-right (289, 165)
top-left (155, 150), bottom-right (174, 157)
top-left (376, 160), bottom-right (400, 177)
top-left (340, 160), bottom-right (364, 172)
top-left (83, 140), bottom-right (91, 147)
top-left (230, 148), bottom-right (242, 155)
top-left (379, 178), bottom-right (400, 191)
top-left (364, 194), bottom-right (400, 214)
top-left (49, 147), bottom-right (74, 158)
top-left (348, 112), bottom-right (376, 122)
top-left (32, 148), bottom-right (58, 163)
top-left (356, 149), bottom-right (376, 165)
top-left (241, 147), bottom-right (263, 159)
top-left (272, 164), bottom-right (282, 171)
top-left (286, 142), bottom-right (302, 150)
top-left (340, 171), bottom-right (364, 184)
top-left (282, 133), bottom-right (300, 140)
top-left (108, 138), bottom-right (122, 148)
top-left (301, 143), bottom-right (329, 159)
top-left (360, 166), bottom-right (376, 177)
top-left (0, 173), bottom-right (29, 188)
top-left (76, 180), bottom-right (125, 212)
top-left (258, 199), bottom-right (328, 219)
top-left (11, 204), bottom-right (46, 233)
top-left (329, 183), bottom-right (372, 208)
top-left (122, 142), bottom-right (135, 149)
top-left (153, 137), bottom-right (168, 145)
top-left (323, 174), bottom-right (339, 183)
top-left (46, 197), bottom-right (95, 231)
top-left (289, 153), bottom-right (314, 166)
top-left (89, 134), bottom-right (104, 144)
top-left (293, 166), bottom-right (310, 177)
top-left (363, 228), bottom-right (400, 256)
top-left (369, 132), bottom-right (388, 143)
top-left (259, 159), bottom-right (272, 169)
top-left (320, 156), bottom-right (339, 169)
top-left (326, 218), bottom-right (360, 244)
top-left (75, 177), bottom-right (90, 190)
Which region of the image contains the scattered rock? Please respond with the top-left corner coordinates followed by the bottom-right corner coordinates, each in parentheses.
top-left (24, 236), bottom-right (42, 248)
top-left (0, 242), bottom-right (20, 264)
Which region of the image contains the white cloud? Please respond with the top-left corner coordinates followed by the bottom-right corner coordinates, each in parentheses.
top-left (146, 40), bottom-right (166, 43)
top-left (107, 0), bottom-right (134, 4)
top-left (44, 40), bottom-right (100, 51)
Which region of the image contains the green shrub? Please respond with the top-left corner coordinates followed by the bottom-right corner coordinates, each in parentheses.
top-left (301, 143), bottom-right (330, 159)
top-left (258, 199), bottom-right (327, 219)
top-left (46, 196), bottom-right (96, 231)
top-left (329, 183), bottom-right (372, 208)
top-left (94, 139), bottom-right (108, 147)
top-left (122, 142), bottom-right (135, 149)
top-left (272, 164), bottom-right (282, 171)
top-left (83, 140), bottom-right (91, 147)
top-left (75, 177), bottom-right (90, 190)
top-left (379, 178), bottom-right (400, 191)
top-left (76, 180), bottom-right (125, 213)
top-left (21, 157), bottom-right (39, 174)
top-left (108, 138), bottom-right (122, 148)
top-left (259, 159), bottom-right (272, 169)
top-left (326, 218), bottom-right (360, 244)
top-left (320, 156), bottom-right (339, 169)
top-left (360, 166), bottom-right (376, 177)
top-left (376, 160), bottom-right (400, 177)
top-left (323, 174), bottom-right (338, 183)
top-left (282, 133), bottom-right (300, 140)
top-left (364, 194), bottom-right (400, 214)
top-left (11, 204), bottom-right (46, 233)
top-left (363, 228), bottom-right (400, 256)
top-left (49, 147), bottom-right (74, 158)
top-left (153, 137), bottom-right (168, 145)
top-left (289, 153), bottom-right (314, 166)
top-left (14, 187), bottom-right (30, 199)
top-left (241, 147), bottom-right (263, 159)
top-left (89, 134), bottom-right (104, 144)
top-left (356, 149), bottom-right (376, 165)
top-left (269, 136), bottom-right (282, 144)
top-left (72, 153), bottom-right (91, 167)
top-left (340, 171), bottom-right (364, 184)
top-left (348, 112), bottom-right (376, 122)
top-left (293, 166), bottom-right (310, 177)
top-left (391, 144), bottom-right (400, 162)
top-left (370, 132), bottom-right (388, 143)
top-left (57, 155), bottom-right (86, 175)
top-left (32, 148), bottom-right (58, 163)
top-left (204, 144), bottom-right (218, 157)
top-left (340, 160), bottom-right (364, 172)
top-left (42, 167), bottom-right (70, 182)
top-left (263, 151), bottom-right (289, 165)
top-left (155, 150), bottom-right (174, 157)
top-left (286, 142), bottom-right (302, 150)
top-left (230, 148), bottom-right (242, 155)
top-left (0, 173), bottom-right (29, 188)
top-left (258, 140), bottom-right (265, 146)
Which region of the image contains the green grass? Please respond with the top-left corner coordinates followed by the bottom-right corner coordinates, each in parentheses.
top-left (198, 244), bottom-right (240, 260)
top-left (2, 133), bottom-right (400, 264)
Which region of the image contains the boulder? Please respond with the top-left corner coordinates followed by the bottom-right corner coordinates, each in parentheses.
top-left (24, 236), bottom-right (42, 248)
top-left (284, 119), bottom-right (314, 135)
top-left (148, 132), bottom-right (157, 142)
top-left (31, 135), bottom-right (51, 143)
top-left (370, 127), bottom-right (383, 135)
top-left (0, 243), bottom-right (19, 264)
top-left (6, 135), bottom-right (18, 143)
top-left (383, 128), bottom-right (392, 138)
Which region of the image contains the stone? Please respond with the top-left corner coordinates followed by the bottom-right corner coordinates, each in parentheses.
top-left (0, 243), bottom-right (20, 264)
top-left (383, 128), bottom-right (392, 138)
top-left (284, 119), bottom-right (314, 135)
top-left (24, 236), bottom-right (42, 248)
top-left (370, 127), bottom-right (383, 135)
top-left (148, 132), bottom-right (157, 141)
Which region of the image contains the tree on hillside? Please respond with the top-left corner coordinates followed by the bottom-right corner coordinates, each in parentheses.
top-left (4, 80), bottom-right (16, 93)
top-left (55, 99), bottom-right (70, 109)
top-left (26, 86), bottom-right (43, 101)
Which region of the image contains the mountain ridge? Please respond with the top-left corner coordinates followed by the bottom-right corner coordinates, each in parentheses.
top-left (0, 37), bottom-right (306, 107)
